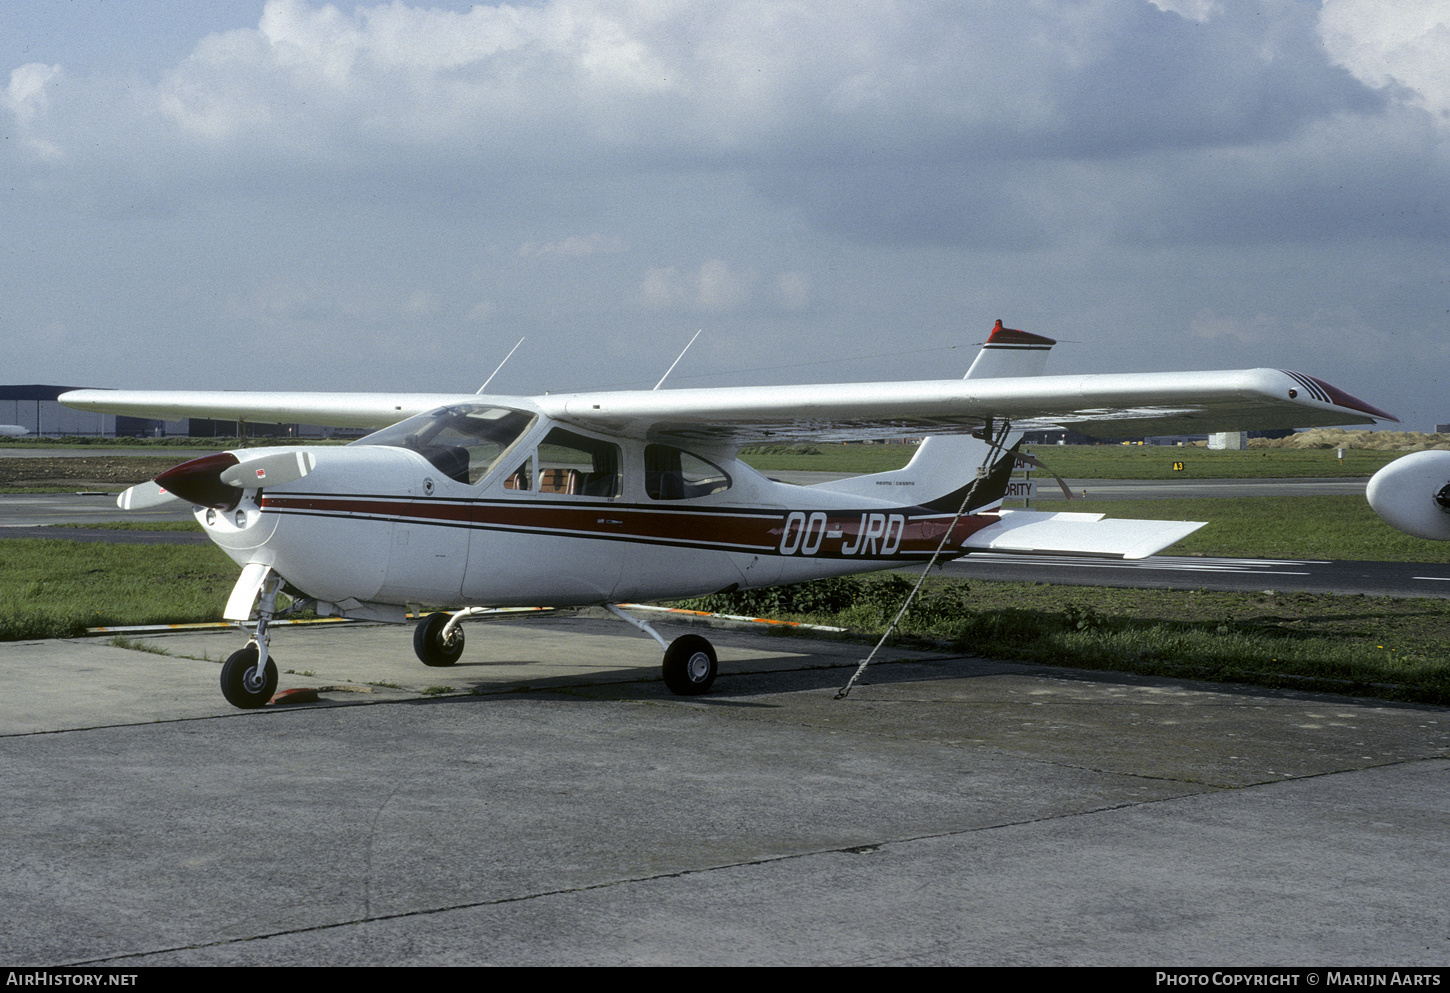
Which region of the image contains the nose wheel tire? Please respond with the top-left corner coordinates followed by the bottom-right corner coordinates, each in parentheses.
top-left (414, 611), bottom-right (465, 667)
top-left (662, 635), bottom-right (717, 695)
top-left (220, 645), bottom-right (278, 709)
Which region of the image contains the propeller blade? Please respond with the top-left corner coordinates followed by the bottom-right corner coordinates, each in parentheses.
top-left (116, 481), bottom-right (187, 510)
top-left (218, 450), bottom-right (316, 489)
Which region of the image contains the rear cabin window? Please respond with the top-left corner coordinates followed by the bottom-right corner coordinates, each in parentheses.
top-left (536, 428), bottom-right (622, 498)
top-left (644, 445), bottom-right (731, 500)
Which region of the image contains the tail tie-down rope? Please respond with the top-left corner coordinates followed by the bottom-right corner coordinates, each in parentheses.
top-left (834, 420), bottom-right (1013, 700)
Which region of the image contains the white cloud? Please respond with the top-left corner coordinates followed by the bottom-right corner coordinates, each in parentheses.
top-left (149, 0), bottom-right (680, 150)
top-left (1320, 0), bottom-right (1450, 122)
top-left (1189, 309), bottom-right (1278, 346)
top-left (4, 62), bottom-right (65, 159)
top-left (1146, 0), bottom-right (1221, 22)
top-left (694, 259), bottom-right (752, 312)
top-left (24, 0), bottom-right (1355, 167)
top-left (640, 260), bottom-right (755, 313)
top-left (7, 1), bottom-right (1423, 236)
top-left (5, 62), bottom-right (62, 124)
top-left (640, 266), bottom-right (687, 310)
top-left (775, 272), bottom-right (812, 311)
top-left (404, 290), bottom-right (437, 318)
top-left (517, 234), bottom-right (628, 258)
top-left (226, 278), bottom-right (444, 327)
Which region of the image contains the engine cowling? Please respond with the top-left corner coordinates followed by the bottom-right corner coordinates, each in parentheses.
top-left (1366, 450), bottom-right (1450, 540)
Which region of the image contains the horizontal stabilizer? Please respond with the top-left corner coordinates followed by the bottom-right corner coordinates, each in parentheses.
top-left (961, 510), bottom-right (1204, 560)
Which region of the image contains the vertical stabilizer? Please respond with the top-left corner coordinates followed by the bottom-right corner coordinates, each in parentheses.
top-left (963, 320), bottom-right (1057, 379)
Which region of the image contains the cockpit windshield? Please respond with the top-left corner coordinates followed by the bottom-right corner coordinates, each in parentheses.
top-left (353, 404), bottom-right (538, 485)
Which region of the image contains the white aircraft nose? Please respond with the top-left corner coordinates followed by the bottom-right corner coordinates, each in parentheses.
top-left (1366, 449), bottom-right (1450, 541)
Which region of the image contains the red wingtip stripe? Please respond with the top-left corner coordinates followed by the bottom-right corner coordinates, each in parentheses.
top-left (985, 319), bottom-right (1057, 347)
top-left (1300, 374), bottom-right (1398, 422)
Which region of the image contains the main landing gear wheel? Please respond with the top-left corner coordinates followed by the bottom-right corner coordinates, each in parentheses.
top-left (414, 611), bottom-right (465, 667)
top-left (220, 644), bottom-right (278, 710)
top-left (662, 634), bottom-right (717, 695)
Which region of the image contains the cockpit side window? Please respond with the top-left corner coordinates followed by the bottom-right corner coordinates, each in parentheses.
top-left (503, 455), bottom-right (533, 492)
top-left (536, 428), bottom-right (621, 498)
top-left (353, 405), bottom-right (538, 486)
top-left (644, 445), bottom-right (732, 500)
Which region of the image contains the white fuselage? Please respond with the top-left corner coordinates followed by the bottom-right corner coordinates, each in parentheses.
top-left (196, 425), bottom-right (994, 612)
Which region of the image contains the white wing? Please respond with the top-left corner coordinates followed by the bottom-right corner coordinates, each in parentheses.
top-left (540, 368), bottom-right (1394, 443)
top-left (60, 368), bottom-right (1393, 443)
top-left (57, 390), bottom-right (472, 430)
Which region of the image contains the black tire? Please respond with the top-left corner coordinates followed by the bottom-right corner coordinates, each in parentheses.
top-left (220, 645), bottom-right (278, 709)
top-left (662, 634), bottom-right (717, 695)
top-left (414, 611), bottom-right (464, 667)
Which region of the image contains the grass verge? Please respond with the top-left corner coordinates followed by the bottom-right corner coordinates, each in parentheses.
top-left (0, 539), bottom-right (240, 639)
top-left (673, 574), bottom-right (1450, 706)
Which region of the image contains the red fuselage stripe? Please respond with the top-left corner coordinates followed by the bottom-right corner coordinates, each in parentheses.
top-left (260, 494), bottom-right (997, 560)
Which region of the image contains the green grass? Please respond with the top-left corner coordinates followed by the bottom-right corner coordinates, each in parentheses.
top-left (0, 540), bottom-right (240, 639)
top-left (673, 575), bottom-right (1450, 705)
top-left (107, 634), bottom-right (174, 655)
top-left (738, 443), bottom-right (1405, 479)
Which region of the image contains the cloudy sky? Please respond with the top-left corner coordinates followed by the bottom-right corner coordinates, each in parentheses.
top-left (3, 0), bottom-right (1447, 429)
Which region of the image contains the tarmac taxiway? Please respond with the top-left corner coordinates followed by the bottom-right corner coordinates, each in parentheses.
top-left (2, 613), bottom-right (1446, 966)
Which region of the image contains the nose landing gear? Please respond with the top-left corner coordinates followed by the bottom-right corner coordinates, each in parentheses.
top-left (219, 568), bottom-right (284, 709)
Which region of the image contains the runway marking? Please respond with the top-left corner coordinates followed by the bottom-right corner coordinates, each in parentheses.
top-left (1411, 576), bottom-right (1450, 582)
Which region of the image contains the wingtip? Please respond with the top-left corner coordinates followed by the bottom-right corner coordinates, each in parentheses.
top-left (1282, 371), bottom-right (1398, 423)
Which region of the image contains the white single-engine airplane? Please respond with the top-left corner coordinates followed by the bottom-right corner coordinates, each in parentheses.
top-left (61, 322), bottom-right (1396, 708)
